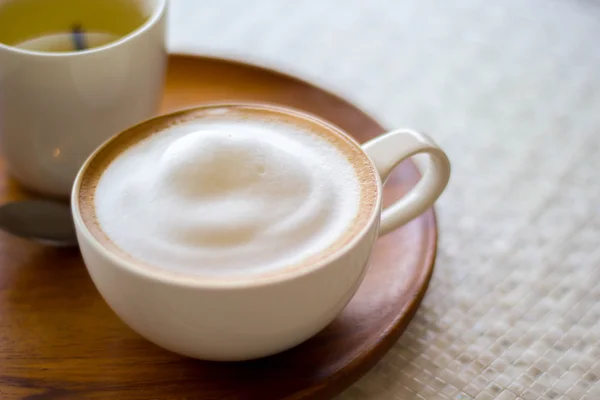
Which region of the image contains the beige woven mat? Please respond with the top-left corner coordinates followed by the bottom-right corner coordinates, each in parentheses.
top-left (170, 0), bottom-right (600, 398)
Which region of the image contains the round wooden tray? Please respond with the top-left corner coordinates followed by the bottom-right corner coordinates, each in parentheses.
top-left (0, 54), bottom-right (437, 400)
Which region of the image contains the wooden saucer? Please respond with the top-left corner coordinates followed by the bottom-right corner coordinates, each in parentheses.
top-left (0, 54), bottom-right (437, 399)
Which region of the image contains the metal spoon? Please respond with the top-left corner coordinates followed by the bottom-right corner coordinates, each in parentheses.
top-left (0, 200), bottom-right (78, 247)
top-left (71, 24), bottom-right (87, 51)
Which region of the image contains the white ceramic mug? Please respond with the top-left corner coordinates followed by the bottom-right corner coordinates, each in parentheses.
top-left (71, 105), bottom-right (451, 361)
top-left (0, 0), bottom-right (167, 198)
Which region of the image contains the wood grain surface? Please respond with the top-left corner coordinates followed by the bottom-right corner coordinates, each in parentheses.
top-left (0, 54), bottom-right (437, 400)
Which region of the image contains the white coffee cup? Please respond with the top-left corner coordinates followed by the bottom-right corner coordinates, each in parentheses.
top-left (71, 104), bottom-right (451, 361)
top-left (0, 0), bottom-right (167, 198)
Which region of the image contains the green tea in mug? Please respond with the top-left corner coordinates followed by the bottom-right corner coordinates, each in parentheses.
top-left (0, 0), bottom-right (148, 52)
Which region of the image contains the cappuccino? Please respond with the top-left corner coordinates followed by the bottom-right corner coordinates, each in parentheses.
top-left (79, 105), bottom-right (378, 279)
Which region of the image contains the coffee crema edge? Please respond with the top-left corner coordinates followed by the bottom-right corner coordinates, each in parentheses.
top-left (77, 104), bottom-right (380, 283)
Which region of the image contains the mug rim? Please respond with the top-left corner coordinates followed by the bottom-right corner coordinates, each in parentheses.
top-left (0, 0), bottom-right (167, 57)
top-left (71, 102), bottom-right (383, 290)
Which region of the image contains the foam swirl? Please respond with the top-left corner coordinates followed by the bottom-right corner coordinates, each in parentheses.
top-left (94, 117), bottom-right (361, 277)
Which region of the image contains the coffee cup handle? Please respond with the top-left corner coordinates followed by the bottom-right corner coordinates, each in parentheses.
top-left (362, 129), bottom-right (451, 236)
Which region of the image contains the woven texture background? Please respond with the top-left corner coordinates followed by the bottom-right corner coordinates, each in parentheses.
top-left (169, 1), bottom-right (600, 399)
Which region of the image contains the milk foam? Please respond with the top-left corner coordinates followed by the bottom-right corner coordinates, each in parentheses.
top-left (94, 116), bottom-right (362, 277)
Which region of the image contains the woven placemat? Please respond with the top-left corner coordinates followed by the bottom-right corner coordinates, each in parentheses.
top-left (169, 1), bottom-right (600, 398)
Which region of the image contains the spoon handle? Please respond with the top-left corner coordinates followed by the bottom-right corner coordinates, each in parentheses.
top-left (72, 24), bottom-right (87, 51)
